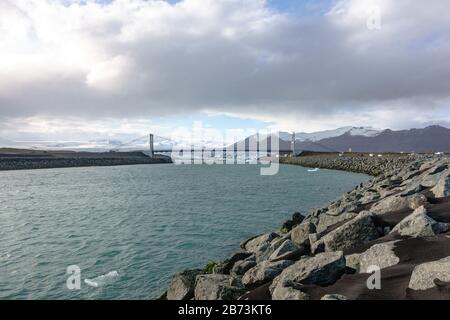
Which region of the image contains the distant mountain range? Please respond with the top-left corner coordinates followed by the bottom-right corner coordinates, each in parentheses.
top-left (3, 125), bottom-right (450, 153)
top-left (0, 136), bottom-right (175, 152)
top-left (234, 125), bottom-right (450, 153)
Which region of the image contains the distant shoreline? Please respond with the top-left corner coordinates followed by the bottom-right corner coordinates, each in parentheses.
top-left (279, 152), bottom-right (417, 176)
top-left (0, 148), bottom-right (172, 171)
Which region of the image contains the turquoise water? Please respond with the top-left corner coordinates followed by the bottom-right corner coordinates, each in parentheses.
top-left (0, 164), bottom-right (368, 300)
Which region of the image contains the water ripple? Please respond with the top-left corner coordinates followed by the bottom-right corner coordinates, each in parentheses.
top-left (0, 164), bottom-right (368, 299)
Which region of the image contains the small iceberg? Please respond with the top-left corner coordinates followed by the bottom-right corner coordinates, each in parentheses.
top-left (84, 271), bottom-right (120, 288)
top-left (308, 168), bottom-right (320, 172)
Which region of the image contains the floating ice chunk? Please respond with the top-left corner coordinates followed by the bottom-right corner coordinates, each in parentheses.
top-left (84, 271), bottom-right (119, 288)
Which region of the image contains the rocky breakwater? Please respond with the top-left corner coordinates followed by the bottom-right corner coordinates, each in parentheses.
top-left (163, 155), bottom-right (450, 300)
top-left (280, 152), bottom-right (416, 176)
top-left (0, 149), bottom-right (172, 171)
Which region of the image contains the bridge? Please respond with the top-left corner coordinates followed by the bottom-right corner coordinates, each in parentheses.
top-left (112, 132), bottom-right (341, 163)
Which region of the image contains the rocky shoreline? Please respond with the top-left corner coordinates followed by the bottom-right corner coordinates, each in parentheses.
top-left (280, 152), bottom-right (417, 176)
top-left (162, 154), bottom-right (450, 300)
top-left (0, 150), bottom-right (172, 171)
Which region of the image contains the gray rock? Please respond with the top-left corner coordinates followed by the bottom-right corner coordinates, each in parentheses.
top-left (271, 251), bottom-right (345, 292)
top-left (315, 212), bottom-right (380, 253)
top-left (194, 274), bottom-right (245, 300)
top-left (167, 269), bottom-right (204, 300)
top-left (360, 190), bottom-right (381, 204)
top-left (269, 240), bottom-right (298, 261)
top-left (242, 260), bottom-right (294, 287)
top-left (270, 233), bottom-right (292, 250)
top-left (230, 259), bottom-right (257, 277)
top-left (213, 251), bottom-right (253, 275)
top-left (271, 281), bottom-right (310, 300)
top-left (420, 160), bottom-right (440, 172)
top-left (421, 170), bottom-right (446, 188)
top-left (400, 184), bottom-right (426, 197)
top-left (291, 222), bottom-right (316, 246)
top-left (241, 232), bottom-right (280, 253)
top-left (371, 194), bottom-right (427, 215)
top-left (243, 233), bottom-right (287, 263)
top-left (316, 212), bottom-right (358, 234)
top-left (391, 206), bottom-right (450, 238)
top-left (310, 240), bottom-right (325, 254)
top-left (308, 233), bottom-right (319, 247)
top-left (359, 241), bottom-right (400, 274)
top-left (254, 239), bottom-right (290, 263)
top-left (321, 294), bottom-right (348, 300)
top-left (408, 256), bottom-right (450, 291)
top-left (281, 212), bottom-right (305, 232)
top-left (431, 171), bottom-right (450, 198)
top-left (428, 164), bottom-right (449, 175)
top-left (345, 253), bottom-right (362, 272)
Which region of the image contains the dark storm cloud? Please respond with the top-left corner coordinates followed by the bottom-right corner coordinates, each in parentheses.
top-left (0, 0), bottom-right (449, 128)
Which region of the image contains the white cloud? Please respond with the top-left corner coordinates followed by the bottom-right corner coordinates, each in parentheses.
top-left (86, 55), bottom-right (132, 91)
top-left (0, 0), bottom-right (449, 135)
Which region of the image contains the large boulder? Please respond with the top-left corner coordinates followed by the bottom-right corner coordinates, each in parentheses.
top-left (230, 259), bottom-right (257, 277)
top-left (269, 240), bottom-right (298, 261)
top-left (312, 212), bottom-right (380, 253)
top-left (316, 212), bottom-right (358, 234)
top-left (271, 281), bottom-right (310, 300)
top-left (421, 167), bottom-right (448, 188)
top-left (194, 275), bottom-right (245, 300)
top-left (241, 232), bottom-right (279, 253)
top-left (359, 241), bottom-right (400, 274)
top-left (371, 194), bottom-right (427, 216)
top-left (408, 257), bottom-right (450, 291)
top-left (360, 190), bottom-right (381, 205)
top-left (213, 251), bottom-right (253, 275)
top-left (166, 269), bottom-right (204, 300)
top-left (345, 253), bottom-right (362, 273)
top-left (431, 171), bottom-right (450, 198)
top-left (281, 212), bottom-right (305, 233)
top-left (271, 251), bottom-right (345, 293)
top-left (291, 222), bottom-right (316, 246)
top-left (242, 260), bottom-right (293, 287)
top-left (390, 206), bottom-right (450, 238)
top-left (241, 232), bottom-right (286, 263)
top-left (427, 163), bottom-right (448, 175)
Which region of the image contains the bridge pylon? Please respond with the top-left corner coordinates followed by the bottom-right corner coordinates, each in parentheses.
top-left (149, 134), bottom-right (154, 158)
top-left (291, 131), bottom-right (296, 157)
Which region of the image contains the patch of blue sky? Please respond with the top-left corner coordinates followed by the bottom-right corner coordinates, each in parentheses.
top-left (267, 0), bottom-right (336, 16)
top-left (62, 0), bottom-right (337, 16)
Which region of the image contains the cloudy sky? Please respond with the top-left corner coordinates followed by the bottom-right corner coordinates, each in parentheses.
top-left (1, 0), bottom-right (450, 144)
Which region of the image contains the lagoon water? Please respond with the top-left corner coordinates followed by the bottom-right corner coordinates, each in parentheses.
top-left (0, 164), bottom-right (368, 299)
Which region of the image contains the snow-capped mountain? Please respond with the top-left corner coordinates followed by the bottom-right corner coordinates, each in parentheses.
top-left (233, 126), bottom-right (450, 153)
top-left (293, 125), bottom-right (450, 153)
top-left (346, 127), bottom-right (381, 138)
top-left (0, 136), bottom-right (176, 151)
top-left (277, 127), bottom-right (381, 142)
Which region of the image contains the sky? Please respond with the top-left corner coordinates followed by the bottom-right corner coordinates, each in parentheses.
top-left (1, 0), bottom-right (450, 145)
